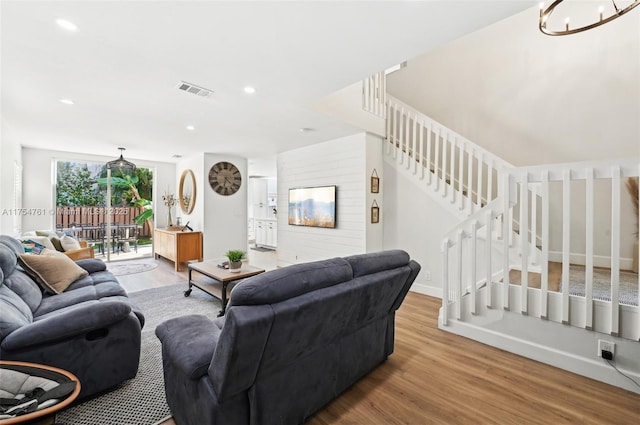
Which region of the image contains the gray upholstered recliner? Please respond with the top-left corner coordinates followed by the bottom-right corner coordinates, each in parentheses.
top-left (0, 235), bottom-right (145, 399)
top-left (156, 249), bottom-right (420, 425)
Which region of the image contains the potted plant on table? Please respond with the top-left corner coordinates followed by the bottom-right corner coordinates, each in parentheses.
top-left (226, 249), bottom-right (245, 273)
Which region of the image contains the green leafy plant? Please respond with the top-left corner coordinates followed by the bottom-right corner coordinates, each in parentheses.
top-left (97, 174), bottom-right (154, 232)
top-left (225, 249), bottom-right (245, 263)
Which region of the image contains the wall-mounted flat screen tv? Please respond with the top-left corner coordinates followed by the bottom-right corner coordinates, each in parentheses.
top-left (288, 185), bottom-right (336, 228)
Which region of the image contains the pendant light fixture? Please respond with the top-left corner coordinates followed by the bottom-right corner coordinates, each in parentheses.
top-left (539, 0), bottom-right (640, 36)
top-left (106, 147), bottom-right (136, 173)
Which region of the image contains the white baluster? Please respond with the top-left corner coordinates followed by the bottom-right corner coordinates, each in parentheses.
top-left (530, 185), bottom-right (538, 266)
top-left (467, 148), bottom-right (474, 216)
top-left (441, 132), bottom-right (449, 197)
top-left (486, 209), bottom-right (493, 309)
top-left (470, 220), bottom-right (478, 315)
top-left (449, 137), bottom-right (456, 203)
top-left (412, 114), bottom-right (417, 173)
top-left (407, 114), bottom-right (418, 174)
top-left (419, 120), bottom-right (424, 180)
top-left (541, 170), bottom-right (549, 320)
top-left (562, 169), bottom-right (571, 325)
top-left (610, 166), bottom-right (621, 337)
top-left (363, 77), bottom-right (370, 111)
top-left (456, 229), bottom-right (464, 320)
top-left (426, 123), bottom-right (433, 186)
top-left (434, 127), bottom-right (441, 192)
top-left (458, 143), bottom-right (465, 211)
top-left (399, 107), bottom-right (406, 165)
top-left (503, 173), bottom-right (511, 311)
top-left (585, 168), bottom-right (594, 330)
top-left (386, 101), bottom-right (392, 154)
top-left (373, 73), bottom-right (380, 116)
top-left (441, 238), bottom-right (450, 327)
top-left (392, 103), bottom-right (398, 159)
top-left (520, 173), bottom-right (529, 316)
top-left (487, 162), bottom-right (494, 202)
top-left (477, 152), bottom-right (483, 209)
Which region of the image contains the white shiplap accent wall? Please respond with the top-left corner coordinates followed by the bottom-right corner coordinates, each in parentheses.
top-left (277, 133), bottom-right (368, 267)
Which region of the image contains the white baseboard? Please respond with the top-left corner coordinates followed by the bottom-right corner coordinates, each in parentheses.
top-left (548, 251), bottom-right (634, 271)
top-left (439, 314), bottom-right (640, 395)
top-left (410, 281), bottom-right (442, 298)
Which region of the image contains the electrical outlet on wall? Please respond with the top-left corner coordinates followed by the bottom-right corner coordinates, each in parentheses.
top-left (597, 340), bottom-right (615, 358)
top-left (424, 271), bottom-right (431, 281)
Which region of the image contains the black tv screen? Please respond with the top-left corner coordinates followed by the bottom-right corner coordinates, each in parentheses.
top-left (288, 185), bottom-right (336, 228)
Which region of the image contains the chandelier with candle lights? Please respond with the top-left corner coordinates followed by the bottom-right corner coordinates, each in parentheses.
top-left (539, 0), bottom-right (640, 35)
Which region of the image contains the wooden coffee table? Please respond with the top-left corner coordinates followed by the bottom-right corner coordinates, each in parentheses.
top-left (185, 260), bottom-right (265, 316)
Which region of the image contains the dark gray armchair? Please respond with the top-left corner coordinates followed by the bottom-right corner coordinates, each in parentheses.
top-left (156, 250), bottom-right (420, 425)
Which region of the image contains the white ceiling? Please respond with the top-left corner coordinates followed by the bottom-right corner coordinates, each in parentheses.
top-left (1, 0), bottom-right (531, 164)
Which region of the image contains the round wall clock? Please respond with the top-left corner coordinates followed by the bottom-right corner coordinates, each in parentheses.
top-left (208, 161), bottom-right (242, 196)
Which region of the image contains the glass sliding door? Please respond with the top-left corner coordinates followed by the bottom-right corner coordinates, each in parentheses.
top-left (54, 159), bottom-right (153, 261)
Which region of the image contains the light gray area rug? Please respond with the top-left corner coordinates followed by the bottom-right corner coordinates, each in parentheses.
top-left (56, 283), bottom-right (220, 425)
top-left (108, 261), bottom-right (159, 276)
top-left (567, 266), bottom-right (638, 306)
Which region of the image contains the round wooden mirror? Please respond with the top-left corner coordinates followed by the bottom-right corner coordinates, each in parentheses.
top-left (179, 169), bottom-right (196, 214)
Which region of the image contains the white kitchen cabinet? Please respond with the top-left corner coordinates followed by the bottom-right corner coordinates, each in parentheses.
top-left (255, 219), bottom-right (277, 249)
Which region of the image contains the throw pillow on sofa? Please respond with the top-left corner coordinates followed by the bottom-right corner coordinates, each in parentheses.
top-left (60, 235), bottom-right (82, 252)
top-left (50, 236), bottom-right (64, 252)
top-left (17, 249), bottom-right (89, 294)
top-left (20, 239), bottom-right (47, 254)
top-left (20, 235), bottom-right (56, 251)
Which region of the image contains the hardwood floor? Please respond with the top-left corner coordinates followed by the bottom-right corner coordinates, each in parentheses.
top-left (157, 291), bottom-right (640, 425)
top-left (44, 254), bottom-right (639, 424)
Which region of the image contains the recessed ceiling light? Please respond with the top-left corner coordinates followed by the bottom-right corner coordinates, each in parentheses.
top-left (299, 127), bottom-right (315, 133)
top-left (243, 86), bottom-right (256, 94)
top-left (56, 19), bottom-right (78, 32)
top-left (172, 154), bottom-right (183, 158)
top-left (186, 125), bottom-right (195, 131)
top-left (59, 99), bottom-right (74, 105)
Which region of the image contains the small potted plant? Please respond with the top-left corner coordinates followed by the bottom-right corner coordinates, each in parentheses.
top-left (226, 249), bottom-right (245, 273)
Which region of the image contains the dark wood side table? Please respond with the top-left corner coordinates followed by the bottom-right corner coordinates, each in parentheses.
top-left (185, 260), bottom-right (265, 316)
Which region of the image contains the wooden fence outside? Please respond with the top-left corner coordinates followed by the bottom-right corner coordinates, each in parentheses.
top-left (55, 206), bottom-right (151, 237)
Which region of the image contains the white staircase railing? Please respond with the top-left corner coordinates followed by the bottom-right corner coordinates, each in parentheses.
top-left (441, 158), bottom-right (640, 340)
top-left (362, 74), bottom-right (639, 340)
top-left (385, 95), bottom-right (512, 218)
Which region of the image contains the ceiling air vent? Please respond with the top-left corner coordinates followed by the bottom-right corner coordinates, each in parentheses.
top-left (176, 81), bottom-right (214, 98)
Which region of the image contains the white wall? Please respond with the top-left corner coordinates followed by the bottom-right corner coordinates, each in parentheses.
top-left (176, 153), bottom-right (247, 259)
top-left (387, 5), bottom-right (639, 166)
top-left (382, 158), bottom-right (460, 297)
top-left (201, 154), bottom-right (248, 259)
top-left (277, 132), bottom-right (382, 267)
top-left (387, 5), bottom-right (640, 266)
top-left (0, 121), bottom-right (23, 235)
top-left (175, 153), bottom-right (205, 232)
top-left (19, 147), bottom-right (176, 232)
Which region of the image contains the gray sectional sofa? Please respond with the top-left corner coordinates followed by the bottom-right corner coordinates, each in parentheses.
top-left (156, 249), bottom-right (420, 425)
top-left (0, 235), bottom-right (144, 399)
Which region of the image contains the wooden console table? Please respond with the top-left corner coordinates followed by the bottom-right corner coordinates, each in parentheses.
top-left (154, 228), bottom-right (203, 271)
